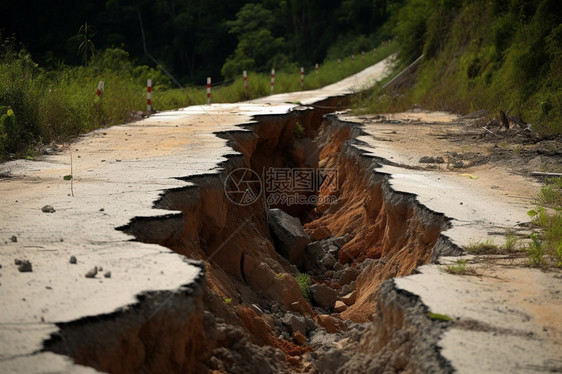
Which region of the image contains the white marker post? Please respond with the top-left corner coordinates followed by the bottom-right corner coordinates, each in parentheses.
top-left (96, 81), bottom-right (104, 98)
top-left (147, 79), bottom-right (152, 112)
top-left (315, 63), bottom-right (319, 74)
top-left (270, 69), bottom-right (275, 95)
top-left (300, 67), bottom-right (304, 89)
top-left (243, 70), bottom-right (248, 92)
top-left (206, 77), bottom-right (211, 105)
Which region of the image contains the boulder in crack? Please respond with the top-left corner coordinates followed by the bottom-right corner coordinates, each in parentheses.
top-left (310, 284), bottom-right (337, 310)
top-left (268, 209), bottom-right (310, 266)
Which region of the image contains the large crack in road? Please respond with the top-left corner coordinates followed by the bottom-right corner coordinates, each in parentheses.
top-left (2, 57), bottom-right (560, 374)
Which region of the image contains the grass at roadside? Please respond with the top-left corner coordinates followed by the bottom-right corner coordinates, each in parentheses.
top-left (0, 39), bottom-right (397, 162)
top-left (462, 177), bottom-right (562, 268)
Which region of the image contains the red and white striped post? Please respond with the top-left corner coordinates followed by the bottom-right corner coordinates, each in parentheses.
top-left (96, 81), bottom-right (104, 98)
top-left (361, 51), bottom-right (365, 61)
top-left (300, 67), bottom-right (304, 89)
top-left (315, 63), bottom-right (319, 74)
top-left (147, 79), bottom-right (152, 112)
top-left (243, 70), bottom-right (248, 92)
top-left (270, 69), bottom-right (275, 95)
top-left (206, 77), bottom-right (211, 105)
top-left (338, 59), bottom-right (341, 69)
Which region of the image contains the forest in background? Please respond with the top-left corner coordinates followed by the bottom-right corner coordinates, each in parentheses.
top-left (0, 0), bottom-right (398, 83)
top-left (1, 0), bottom-right (561, 161)
top-left (366, 0), bottom-right (561, 134)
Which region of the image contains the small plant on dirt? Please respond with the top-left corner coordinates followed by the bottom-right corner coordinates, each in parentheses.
top-left (527, 206), bottom-right (562, 268)
top-left (295, 273), bottom-right (311, 302)
top-left (427, 312), bottom-right (456, 322)
top-left (504, 229), bottom-right (519, 252)
top-left (537, 177), bottom-right (562, 208)
top-left (526, 233), bottom-right (545, 267)
top-left (275, 273), bottom-right (285, 280)
top-left (444, 259), bottom-right (477, 275)
top-left (223, 297), bottom-right (232, 304)
top-left (465, 239), bottom-right (498, 254)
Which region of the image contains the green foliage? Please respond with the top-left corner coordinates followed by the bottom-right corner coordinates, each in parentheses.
top-left (294, 122), bottom-right (305, 139)
top-left (538, 177), bottom-right (562, 207)
top-left (427, 312), bottom-right (456, 322)
top-left (0, 43), bottom-right (166, 160)
top-left (367, 0), bottom-right (562, 135)
top-left (444, 259), bottom-right (477, 275)
top-left (527, 233), bottom-right (546, 266)
top-left (295, 273), bottom-right (312, 302)
top-left (465, 239), bottom-right (498, 254)
top-left (504, 229), bottom-right (519, 251)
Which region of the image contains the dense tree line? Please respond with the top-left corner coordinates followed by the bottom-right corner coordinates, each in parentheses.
top-left (0, 0), bottom-right (399, 84)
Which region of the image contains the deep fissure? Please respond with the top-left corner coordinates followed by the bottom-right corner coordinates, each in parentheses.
top-left (43, 98), bottom-right (462, 373)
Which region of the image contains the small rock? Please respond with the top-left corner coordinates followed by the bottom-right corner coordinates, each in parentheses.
top-left (85, 267), bottom-right (98, 278)
top-left (333, 300), bottom-right (347, 313)
top-left (435, 156), bottom-right (445, 164)
top-left (282, 313), bottom-right (307, 335)
top-left (339, 266), bottom-right (361, 285)
top-left (333, 262), bottom-right (344, 271)
top-left (342, 291), bottom-right (356, 306)
top-left (340, 284), bottom-right (352, 296)
top-left (69, 256), bottom-right (77, 264)
top-left (104, 271), bottom-right (111, 278)
top-left (41, 205), bottom-right (56, 213)
top-left (451, 151), bottom-right (458, 157)
top-left (98, 266), bottom-right (103, 271)
top-left (320, 254), bottom-right (337, 268)
top-left (310, 284), bottom-right (337, 310)
top-left (419, 156), bottom-right (435, 163)
top-left (454, 161), bottom-right (464, 168)
top-left (10, 235), bottom-right (17, 242)
top-left (99, 208), bottom-right (104, 212)
top-left (18, 260), bottom-right (32, 272)
top-left (14, 259), bottom-right (22, 265)
top-left (293, 331), bottom-right (307, 345)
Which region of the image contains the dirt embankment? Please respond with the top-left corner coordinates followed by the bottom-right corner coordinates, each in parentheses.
top-left (43, 99), bottom-right (459, 373)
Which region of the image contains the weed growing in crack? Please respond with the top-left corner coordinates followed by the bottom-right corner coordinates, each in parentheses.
top-left (527, 204), bottom-right (562, 268)
top-left (444, 259), bottom-right (478, 275)
top-left (504, 229), bottom-right (519, 252)
top-left (294, 121), bottom-right (305, 139)
top-left (465, 239), bottom-right (498, 254)
top-left (295, 273), bottom-right (311, 302)
top-left (526, 233), bottom-right (546, 267)
top-left (427, 312), bottom-right (456, 322)
top-left (223, 297), bottom-right (232, 304)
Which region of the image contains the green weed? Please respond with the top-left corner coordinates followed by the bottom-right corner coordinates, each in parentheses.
top-left (295, 273), bottom-right (312, 302)
top-left (427, 312), bottom-right (456, 322)
top-left (465, 239), bottom-right (498, 254)
top-left (504, 229), bottom-right (519, 252)
top-left (444, 259), bottom-right (477, 275)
